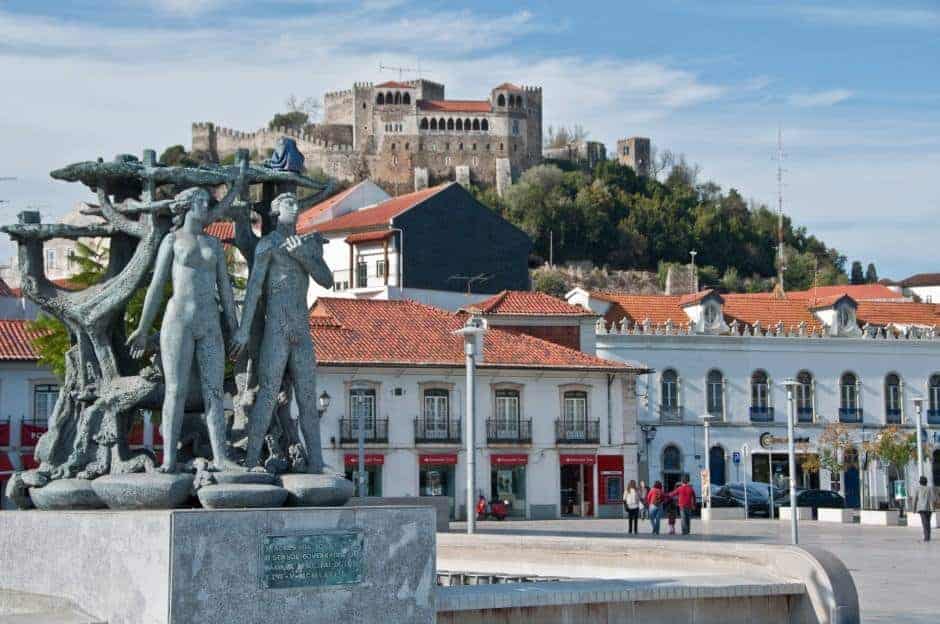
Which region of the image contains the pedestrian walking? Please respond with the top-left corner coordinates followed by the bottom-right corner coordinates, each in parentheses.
top-left (623, 480), bottom-right (640, 534)
top-left (646, 481), bottom-right (664, 535)
top-left (670, 475), bottom-right (697, 535)
top-left (913, 476), bottom-right (935, 542)
top-left (665, 493), bottom-right (678, 534)
top-left (639, 480), bottom-right (649, 520)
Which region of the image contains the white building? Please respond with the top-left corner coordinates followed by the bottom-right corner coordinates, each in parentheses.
top-left (568, 285), bottom-right (940, 509)
top-left (310, 296), bottom-right (645, 519)
top-left (886, 273), bottom-right (940, 304)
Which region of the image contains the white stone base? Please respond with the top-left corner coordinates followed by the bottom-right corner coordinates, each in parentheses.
top-left (778, 506), bottom-right (813, 520)
top-left (860, 509), bottom-right (901, 526)
top-left (905, 512), bottom-right (940, 529)
top-left (701, 507), bottom-right (745, 521)
top-left (817, 508), bottom-right (855, 523)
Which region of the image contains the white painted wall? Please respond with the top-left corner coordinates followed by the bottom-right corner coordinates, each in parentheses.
top-left (907, 285), bottom-right (940, 304)
top-left (0, 361), bottom-right (60, 464)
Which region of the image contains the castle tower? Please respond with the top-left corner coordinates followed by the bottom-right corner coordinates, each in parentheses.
top-left (616, 137), bottom-right (650, 177)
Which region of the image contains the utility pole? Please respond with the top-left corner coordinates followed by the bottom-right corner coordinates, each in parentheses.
top-left (454, 316), bottom-right (487, 535)
top-left (773, 128), bottom-right (787, 292)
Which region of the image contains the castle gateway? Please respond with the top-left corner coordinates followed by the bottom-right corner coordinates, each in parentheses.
top-left (192, 80), bottom-right (542, 194)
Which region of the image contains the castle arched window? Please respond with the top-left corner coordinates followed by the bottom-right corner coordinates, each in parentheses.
top-left (402, 92), bottom-right (411, 105)
top-left (420, 118), bottom-right (429, 130)
top-left (429, 118), bottom-right (437, 130)
top-left (481, 119), bottom-right (489, 131)
top-left (386, 91), bottom-right (393, 103)
top-left (376, 93), bottom-right (385, 105)
top-left (439, 118), bottom-right (447, 130)
top-left (840, 372), bottom-right (860, 422)
top-left (508, 94), bottom-right (515, 107)
top-left (884, 373), bottom-right (901, 424)
top-left (497, 93), bottom-right (506, 106)
top-left (455, 118), bottom-right (463, 131)
top-left (464, 118), bottom-right (471, 130)
top-left (458, 143), bottom-right (463, 151)
top-left (796, 370), bottom-right (814, 422)
top-left (471, 119), bottom-right (479, 131)
top-left (394, 91), bottom-right (401, 104)
top-left (390, 143), bottom-right (396, 151)
top-left (404, 142), bottom-right (409, 151)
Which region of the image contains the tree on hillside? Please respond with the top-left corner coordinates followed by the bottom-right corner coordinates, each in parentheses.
top-left (850, 261), bottom-right (865, 285)
top-left (865, 263), bottom-right (878, 284)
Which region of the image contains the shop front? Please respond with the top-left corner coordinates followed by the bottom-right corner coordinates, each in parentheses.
top-left (344, 453), bottom-right (384, 497)
top-left (559, 453), bottom-right (595, 517)
top-left (752, 432), bottom-right (820, 493)
top-left (597, 455), bottom-right (624, 518)
top-left (419, 453), bottom-right (457, 519)
top-left (489, 454), bottom-right (527, 518)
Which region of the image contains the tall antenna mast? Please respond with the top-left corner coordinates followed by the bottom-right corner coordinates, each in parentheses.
top-left (774, 127), bottom-right (787, 293)
top-left (378, 62), bottom-right (430, 81)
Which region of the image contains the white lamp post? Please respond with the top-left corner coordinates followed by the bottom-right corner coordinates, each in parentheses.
top-left (701, 415), bottom-right (713, 512)
top-left (913, 398), bottom-right (925, 480)
top-left (741, 443), bottom-right (750, 520)
top-left (783, 378), bottom-right (799, 545)
top-left (454, 315), bottom-right (487, 535)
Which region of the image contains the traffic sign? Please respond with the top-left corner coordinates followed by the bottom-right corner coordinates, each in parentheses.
top-left (732, 451), bottom-right (741, 465)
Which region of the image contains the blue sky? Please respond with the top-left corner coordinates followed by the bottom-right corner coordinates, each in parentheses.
top-left (0, 0), bottom-right (937, 279)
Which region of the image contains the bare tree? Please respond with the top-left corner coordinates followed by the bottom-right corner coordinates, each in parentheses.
top-left (285, 94), bottom-right (321, 124)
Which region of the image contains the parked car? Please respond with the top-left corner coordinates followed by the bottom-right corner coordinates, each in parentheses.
top-left (775, 489), bottom-right (846, 512)
top-left (712, 482), bottom-right (772, 517)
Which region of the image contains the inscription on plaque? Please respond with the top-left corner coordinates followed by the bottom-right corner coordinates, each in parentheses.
top-left (261, 530), bottom-right (364, 589)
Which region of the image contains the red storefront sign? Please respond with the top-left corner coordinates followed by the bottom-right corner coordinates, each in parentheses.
top-left (420, 453), bottom-right (457, 466)
top-left (0, 452), bottom-right (13, 472)
top-left (560, 454), bottom-right (596, 466)
top-left (0, 421), bottom-right (9, 446)
top-left (490, 454), bottom-right (528, 467)
top-left (344, 453), bottom-right (385, 467)
top-left (20, 422), bottom-right (47, 447)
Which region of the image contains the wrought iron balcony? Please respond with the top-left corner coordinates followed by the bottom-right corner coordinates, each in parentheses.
top-left (338, 417), bottom-right (389, 444)
top-left (486, 418), bottom-right (532, 444)
top-left (658, 405), bottom-right (684, 423)
top-left (749, 406), bottom-right (774, 422)
top-left (838, 408), bottom-right (863, 424)
top-left (555, 419), bottom-right (600, 444)
top-left (414, 418), bottom-right (461, 444)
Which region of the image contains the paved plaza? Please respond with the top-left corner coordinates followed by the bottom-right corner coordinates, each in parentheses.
top-left (451, 517), bottom-right (938, 623)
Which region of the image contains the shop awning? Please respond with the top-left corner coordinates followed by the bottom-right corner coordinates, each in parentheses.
top-left (560, 454), bottom-right (596, 466)
top-left (20, 422), bottom-right (47, 447)
top-left (345, 453), bottom-right (385, 467)
top-left (420, 453), bottom-right (457, 466)
top-left (490, 454), bottom-right (528, 467)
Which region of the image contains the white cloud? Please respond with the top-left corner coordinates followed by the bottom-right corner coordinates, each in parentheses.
top-left (787, 89), bottom-right (854, 108)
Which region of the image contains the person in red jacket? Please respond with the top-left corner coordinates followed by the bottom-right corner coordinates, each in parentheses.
top-left (669, 475), bottom-right (697, 535)
top-left (646, 481), bottom-right (665, 534)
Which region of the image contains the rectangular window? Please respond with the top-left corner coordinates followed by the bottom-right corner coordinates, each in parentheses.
top-left (33, 383), bottom-right (60, 423)
top-left (349, 388), bottom-right (376, 434)
top-left (356, 262), bottom-right (367, 288)
top-left (495, 390), bottom-right (520, 434)
top-left (563, 391), bottom-right (587, 432)
top-left (706, 381), bottom-right (723, 415)
top-left (376, 259), bottom-right (386, 279)
top-left (423, 389), bottom-right (449, 437)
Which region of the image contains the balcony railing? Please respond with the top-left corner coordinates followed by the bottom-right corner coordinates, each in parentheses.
top-left (486, 418), bottom-right (532, 444)
top-left (749, 406), bottom-right (774, 422)
top-left (338, 417), bottom-right (389, 444)
top-left (414, 418), bottom-right (461, 444)
top-left (928, 409), bottom-right (940, 425)
top-left (838, 408), bottom-right (863, 424)
top-left (658, 405), bottom-right (684, 423)
top-left (796, 407), bottom-right (814, 423)
top-left (555, 419), bottom-right (600, 444)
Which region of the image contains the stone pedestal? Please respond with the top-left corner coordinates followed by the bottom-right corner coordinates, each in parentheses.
top-left (778, 506), bottom-right (813, 521)
top-left (701, 507), bottom-right (745, 521)
top-left (860, 509), bottom-right (901, 526)
top-left (0, 506), bottom-right (435, 624)
top-left (817, 508), bottom-right (855, 523)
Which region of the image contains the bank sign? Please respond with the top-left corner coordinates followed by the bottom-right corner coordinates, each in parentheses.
top-left (759, 432), bottom-right (810, 449)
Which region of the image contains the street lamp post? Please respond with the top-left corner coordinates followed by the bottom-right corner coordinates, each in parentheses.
top-left (741, 443), bottom-right (750, 520)
top-left (701, 416), bottom-right (712, 513)
top-left (783, 378), bottom-right (799, 545)
top-left (454, 315), bottom-right (487, 535)
top-left (913, 398), bottom-right (925, 480)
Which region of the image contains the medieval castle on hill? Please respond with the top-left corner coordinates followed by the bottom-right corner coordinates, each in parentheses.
top-left (192, 79), bottom-right (543, 195)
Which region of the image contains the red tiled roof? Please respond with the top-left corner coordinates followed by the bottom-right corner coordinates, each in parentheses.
top-left (899, 273), bottom-right (940, 288)
top-left (787, 284), bottom-right (904, 302)
top-left (310, 298), bottom-right (642, 372)
top-left (312, 184), bottom-right (451, 234)
top-left (722, 294), bottom-right (823, 332)
top-left (0, 277), bottom-right (14, 298)
top-left (472, 291), bottom-right (595, 317)
top-left (418, 100), bottom-right (492, 113)
top-left (375, 81), bottom-right (412, 89)
top-left (677, 289), bottom-right (720, 307)
top-left (856, 301), bottom-right (940, 327)
top-left (591, 292), bottom-right (685, 327)
top-left (346, 230), bottom-right (394, 244)
top-left (0, 320), bottom-right (42, 360)
top-left (297, 183), bottom-right (364, 235)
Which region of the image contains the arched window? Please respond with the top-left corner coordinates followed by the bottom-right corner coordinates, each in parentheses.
top-left (706, 369), bottom-right (723, 417)
top-left (390, 143), bottom-right (396, 151)
top-left (376, 93), bottom-right (385, 105)
top-left (497, 93), bottom-right (506, 106)
top-left (429, 118), bottom-right (438, 130)
top-left (472, 118), bottom-right (480, 131)
top-left (440, 118), bottom-right (447, 130)
top-left (796, 371), bottom-right (814, 422)
top-left (840, 372), bottom-right (860, 422)
top-left (402, 92), bottom-right (411, 105)
top-left (929, 374), bottom-right (940, 424)
top-left (508, 94), bottom-right (515, 107)
top-left (464, 118), bottom-right (471, 130)
top-left (481, 119), bottom-right (489, 131)
top-left (884, 373), bottom-right (901, 424)
top-left (420, 118), bottom-right (429, 130)
top-left (404, 142), bottom-right (409, 151)
top-left (455, 118), bottom-right (462, 131)
top-left (386, 91), bottom-right (393, 103)
top-left (662, 445), bottom-right (683, 491)
top-left (750, 370), bottom-right (771, 421)
top-left (458, 143), bottom-right (463, 151)
top-left (933, 449), bottom-right (940, 488)
top-left (709, 445), bottom-right (726, 486)
top-left (393, 91), bottom-right (401, 104)
top-left (660, 369), bottom-right (679, 420)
